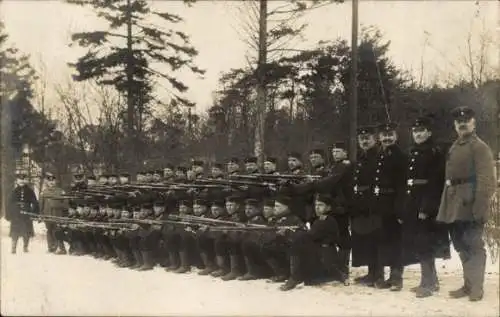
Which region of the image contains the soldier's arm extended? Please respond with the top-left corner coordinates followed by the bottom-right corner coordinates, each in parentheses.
top-left (471, 141), bottom-right (497, 222)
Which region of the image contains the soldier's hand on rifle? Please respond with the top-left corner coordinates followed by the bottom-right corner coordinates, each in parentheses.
top-left (239, 185), bottom-right (249, 191)
top-left (187, 188), bottom-right (198, 195)
top-left (277, 228), bottom-right (287, 236)
top-left (199, 225), bottom-right (209, 232)
top-left (305, 175), bottom-right (317, 183)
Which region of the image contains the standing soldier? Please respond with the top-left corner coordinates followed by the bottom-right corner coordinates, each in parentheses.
top-left (40, 171), bottom-right (68, 253)
top-left (350, 126), bottom-right (382, 286)
top-left (437, 106), bottom-right (497, 302)
top-left (7, 169), bottom-right (40, 253)
top-left (399, 116), bottom-right (450, 298)
top-left (372, 122), bottom-right (407, 291)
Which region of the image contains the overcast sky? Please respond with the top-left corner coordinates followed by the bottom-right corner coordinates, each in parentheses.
top-left (1, 0), bottom-right (498, 114)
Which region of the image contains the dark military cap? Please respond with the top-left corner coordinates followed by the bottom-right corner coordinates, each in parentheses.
top-left (176, 165), bottom-right (188, 173)
top-left (193, 198), bottom-right (208, 206)
top-left (245, 198), bottom-right (260, 206)
top-left (315, 192), bottom-right (333, 205)
top-left (119, 172), bottom-right (130, 177)
top-left (331, 142), bottom-right (346, 150)
top-left (412, 116), bottom-right (434, 129)
top-left (275, 193), bottom-right (292, 206)
top-left (153, 170), bottom-right (163, 175)
top-left (244, 156), bottom-right (258, 164)
top-left (377, 122), bottom-right (398, 132)
top-left (179, 200), bottom-right (193, 207)
top-left (451, 106), bottom-right (475, 120)
top-left (228, 157), bottom-right (240, 164)
top-left (211, 199), bottom-right (226, 207)
top-left (357, 126), bottom-right (376, 135)
top-left (98, 173), bottom-right (108, 179)
top-left (108, 173), bottom-right (118, 178)
top-left (309, 149), bottom-right (325, 157)
top-left (287, 151), bottom-right (302, 160)
top-left (73, 172), bottom-right (84, 179)
top-left (264, 157), bottom-right (278, 164)
top-left (264, 198), bottom-right (275, 207)
top-left (226, 194), bottom-right (243, 204)
top-left (137, 170), bottom-right (146, 176)
top-left (192, 160), bottom-right (204, 167)
top-left (163, 163), bottom-right (174, 170)
top-left (212, 162), bottom-right (224, 169)
top-left (87, 175), bottom-right (97, 181)
top-left (146, 170), bottom-right (155, 175)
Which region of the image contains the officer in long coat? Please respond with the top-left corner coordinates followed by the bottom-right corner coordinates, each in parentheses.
top-left (399, 116), bottom-right (450, 298)
top-left (437, 106), bottom-right (497, 302)
top-left (7, 170), bottom-right (40, 253)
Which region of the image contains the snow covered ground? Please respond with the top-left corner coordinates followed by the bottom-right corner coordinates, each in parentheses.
top-left (1, 219), bottom-right (499, 316)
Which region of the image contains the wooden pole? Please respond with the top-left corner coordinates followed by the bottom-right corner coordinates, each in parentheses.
top-left (349, 0), bottom-right (359, 162)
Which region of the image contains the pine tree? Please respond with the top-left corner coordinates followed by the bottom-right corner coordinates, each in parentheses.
top-left (67, 0), bottom-right (204, 171)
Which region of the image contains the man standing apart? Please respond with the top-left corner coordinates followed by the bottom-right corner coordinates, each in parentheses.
top-left (437, 106), bottom-right (496, 302)
top-left (6, 169), bottom-right (40, 253)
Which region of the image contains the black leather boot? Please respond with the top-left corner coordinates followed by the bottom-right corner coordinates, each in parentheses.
top-left (221, 255), bottom-right (242, 281)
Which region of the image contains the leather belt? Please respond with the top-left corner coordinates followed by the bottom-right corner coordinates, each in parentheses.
top-left (374, 186), bottom-right (395, 195)
top-left (407, 179), bottom-right (428, 186)
top-left (445, 177), bottom-right (475, 186)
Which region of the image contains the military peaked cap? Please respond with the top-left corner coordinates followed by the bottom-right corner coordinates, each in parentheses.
top-left (192, 160), bottom-right (204, 167)
top-left (264, 157), bottom-right (277, 164)
top-left (287, 152), bottom-right (302, 160)
top-left (309, 149), bottom-right (325, 157)
top-left (244, 157), bottom-right (258, 164)
top-left (357, 126), bottom-right (376, 135)
top-left (315, 192), bottom-right (333, 205)
top-left (212, 163), bottom-right (224, 169)
top-left (377, 122), bottom-right (398, 132)
top-left (412, 116), bottom-right (434, 129)
top-left (331, 142), bottom-right (346, 150)
top-left (228, 157), bottom-right (240, 164)
top-left (451, 106), bottom-right (475, 120)
top-left (244, 198), bottom-right (260, 206)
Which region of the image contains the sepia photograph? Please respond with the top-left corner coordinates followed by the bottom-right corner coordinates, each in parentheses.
top-left (0, 0), bottom-right (499, 316)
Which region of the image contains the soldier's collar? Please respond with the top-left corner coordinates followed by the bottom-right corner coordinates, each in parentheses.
top-left (457, 132), bottom-right (476, 144)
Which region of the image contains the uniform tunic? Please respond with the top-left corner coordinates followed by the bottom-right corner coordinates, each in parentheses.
top-left (7, 185), bottom-right (39, 238)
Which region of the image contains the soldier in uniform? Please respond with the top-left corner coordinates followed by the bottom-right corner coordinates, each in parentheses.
top-left (260, 192), bottom-right (304, 290)
top-left (371, 122), bottom-right (407, 291)
top-left (87, 175), bottom-right (97, 187)
top-left (210, 163), bottom-right (225, 180)
top-left (119, 172), bottom-right (130, 185)
top-left (287, 152), bottom-right (304, 175)
top-left (399, 116), bottom-right (450, 298)
top-left (240, 198), bottom-right (270, 280)
top-left (40, 171), bottom-right (68, 253)
top-left (7, 169), bottom-right (40, 253)
top-left (437, 107), bottom-right (497, 302)
top-left (226, 158), bottom-right (241, 177)
top-left (163, 164), bottom-right (175, 182)
top-left (244, 157), bottom-right (260, 174)
top-left (283, 192), bottom-right (347, 291)
top-left (263, 157), bottom-right (279, 175)
top-left (191, 160), bottom-right (206, 179)
top-left (350, 126), bottom-right (382, 286)
top-left (308, 149), bottom-right (330, 177)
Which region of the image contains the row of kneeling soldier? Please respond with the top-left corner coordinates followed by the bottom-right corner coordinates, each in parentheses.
top-left (14, 106), bottom-right (496, 300)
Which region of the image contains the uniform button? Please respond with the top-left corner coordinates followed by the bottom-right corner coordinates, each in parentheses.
top-left (376, 169), bottom-right (380, 173)
top-left (409, 167), bottom-right (413, 170)
top-left (375, 177), bottom-right (379, 181)
top-left (354, 177), bottom-right (358, 181)
top-left (411, 158), bottom-right (415, 162)
top-left (406, 190), bottom-right (411, 194)
top-left (378, 162), bottom-right (382, 166)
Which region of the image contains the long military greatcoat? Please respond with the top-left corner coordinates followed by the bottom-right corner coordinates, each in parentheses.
top-left (399, 138), bottom-right (450, 260)
top-left (437, 133), bottom-right (497, 224)
top-left (6, 185), bottom-right (39, 238)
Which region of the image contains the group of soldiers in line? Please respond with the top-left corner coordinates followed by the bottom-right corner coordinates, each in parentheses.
top-left (7, 106), bottom-right (497, 300)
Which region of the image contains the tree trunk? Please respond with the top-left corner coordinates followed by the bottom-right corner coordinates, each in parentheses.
top-left (125, 0), bottom-right (136, 178)
top-left (254, 0), bottom-right (268, 167)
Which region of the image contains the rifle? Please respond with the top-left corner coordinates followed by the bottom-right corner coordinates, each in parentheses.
top-left (207, 225), bottom-right (302, 232)
top-left (230, 174), bottom-right (321, 182)
top-left (195, 178), bottom-right (273, 188)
